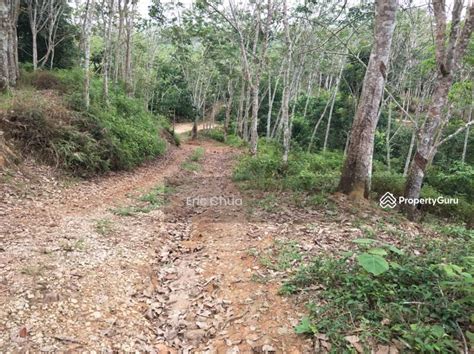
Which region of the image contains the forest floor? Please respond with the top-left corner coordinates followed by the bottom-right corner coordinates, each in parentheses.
top-left (0, 124), bottom-right (424, 352)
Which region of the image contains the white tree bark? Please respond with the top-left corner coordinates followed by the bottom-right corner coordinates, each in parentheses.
top-left (0, 0), bottom-right (19, 91)
top-left (83, 0), bottom-right (95, 109)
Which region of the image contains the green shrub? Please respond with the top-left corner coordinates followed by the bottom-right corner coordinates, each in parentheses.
top-left (426, 163), bottom-right (474, 203)
top-left (226, 134), bottom-right (247, 147)
top-left (284, 238), bottom-right (474, 351)
top-left (233, 142), bottom-right (343, 193)
top-left (372, 171), bottom-right (405, 197)
top-left (202, 128), bottom-right (225, 142)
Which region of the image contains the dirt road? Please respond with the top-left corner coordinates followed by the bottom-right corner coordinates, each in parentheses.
top-left (0, 134), bottom-right (310, 352)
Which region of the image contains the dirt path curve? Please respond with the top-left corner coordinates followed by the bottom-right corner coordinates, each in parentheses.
top-left (0, 136), bottom-right (310, 352)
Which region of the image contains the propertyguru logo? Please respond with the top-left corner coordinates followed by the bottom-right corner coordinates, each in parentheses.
top-left (379, 192), bottom-right (458, 209)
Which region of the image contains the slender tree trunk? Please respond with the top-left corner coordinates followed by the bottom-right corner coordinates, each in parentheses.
top-left (462, 106), bottom-right (472, 163)
top-left (281, 0), bottom-right (292, 164)
top-left (302, 73), bottom-right (314, 121)
top-left (237, 78), bottom-right (245, 137)
top-left (323, 61), bottom-right (344, 151)
top-left (266, 73), bottom-right (272, 139)
top-left (224, 82), bottom-right (234, 140)
top-left (103, 0), bottom-right (114, 102)
top-left (83, 0), bottom-right (95, 110)
top-left (308, 95), bottom-right (331, 152)
top-left (124, 0), bottom-right (136, 97)
top-left (404, 127), bottom-right (416, 176)
top-left (1, 0), bottom-right (19, 91)
top-left (338, 0), bottom-right (398, 199)
top-left (0, 1), bottom-right (11, 91)
top-left (386, 102), bottom-right (392, 170)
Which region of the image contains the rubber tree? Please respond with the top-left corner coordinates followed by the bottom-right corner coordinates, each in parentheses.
top-left (403, 0), bottom-right (474, 220)
top-left (0, 0), bottom-right (19, 91)
top-left (338, 0), bottom-right (398, 199)
top-left (82, 0), bottom-right (95, 109)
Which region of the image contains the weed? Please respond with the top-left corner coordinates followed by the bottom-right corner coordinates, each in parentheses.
top-left (111, 184), bottom-right (173, 216)
top-left (283, 237), bottom-right (474, 351)
top-left (189, 147), bottom-right (205, 162)
top-left (181, 161), bottom-right (201, 171)
top-left (259, 240), bottom-right (302, 271)
top-left (94, 218), bottom-right (114, 236)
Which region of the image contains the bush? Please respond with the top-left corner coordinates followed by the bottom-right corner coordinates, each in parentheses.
top-left (284, 238), bottom-right (474, 352)
top-left (426, 163), bottom-right (474, 203)
top-left (202, 128), bottom-right (225, 142)
top-left (372, 170), bottom-right (405, 197)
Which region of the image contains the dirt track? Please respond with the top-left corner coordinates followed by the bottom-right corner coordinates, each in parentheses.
top-left (0, 126), bottom-right (310, 352)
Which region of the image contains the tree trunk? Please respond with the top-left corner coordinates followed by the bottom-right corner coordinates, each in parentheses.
top-left (386, 102), bottom-right (392, 170)
top-left (403, 1), bottom-right (474, 220)
top-left (1, 0), bottom-right (19, 91)
top-left (462, 106), bottom-right (472, 163)
top-left (281, 0), bottom-right (292, 164)
top-left (338, 0), bottom-right (397, 199)
top-left (307, 95), bottom-right (331, 152)
top-left (323, 61), bottom-right (344, 151)
top-left (103, 0), bottom-right (115, 102)
top-left (236, 78), bottom-right (245, 137)
top-left (404, 76), bottom-right (451, 219)
top-left (224, 82), bottom-right (233, 140)
top-left (83, 0), bottom-right (95, 109)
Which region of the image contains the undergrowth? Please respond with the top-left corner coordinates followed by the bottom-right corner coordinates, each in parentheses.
top-left (282, 237), bottom-right (474, 352)
top-left (233, 140), bottom-right (473, 224)
top-left (0, 69), bottom-right (168, 176)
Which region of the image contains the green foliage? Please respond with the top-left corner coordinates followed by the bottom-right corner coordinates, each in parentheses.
top-left (371, 171), bottom-right (405, 197)
top-left (371, 168), bottom-right (473, 224)
top-left (189, 147), bottom-right (205, 161)
top-left (259, 240), bottom-right (302, 271)
top-left (1, 69), bottom-right (167, 176)
top-left (202, 128), bottom-right (225, 142)
top-left (233, 140), bottom-right (343, 192)
top-left (282, 238), bottom-right (474, 351)
top-left (426, 163), bottom-right (474, 203)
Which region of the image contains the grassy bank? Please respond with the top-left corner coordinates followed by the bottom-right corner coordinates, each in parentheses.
top-left (0, 68), bottom-right (169, 176)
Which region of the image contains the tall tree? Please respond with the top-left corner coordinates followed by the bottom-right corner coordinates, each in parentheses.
top-left (338, 0), bottom-right (398, 199)
top-left (0, 0), bottom-right (19, 91)
top-left (82, 0), bottom-right (95, 109)
top-left (403, 0), bottom-right (474, 219)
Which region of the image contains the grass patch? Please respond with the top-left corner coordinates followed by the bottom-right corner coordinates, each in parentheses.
top-left (259, 240), bottom-right (302, 271)
top-left (181, 147), bottom-right (205, 171)
top-left (111, 184), bottom-right (173, 216)
top-left (94, 218), bottom-right (114, 236)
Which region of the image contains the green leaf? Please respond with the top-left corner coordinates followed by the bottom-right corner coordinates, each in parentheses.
top-left (387, 244), bottom-right (404, 255)
top-left (368, 248), bottom-right (388, 256)
top-left (352, 238), bottom-right (376, 245)
top-left (294, 317), bottom-right (315, 334)
top-left (357, 253), bottom-right (389, 276)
